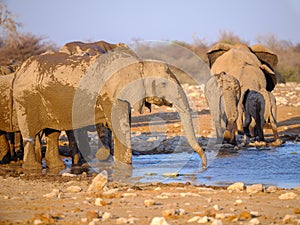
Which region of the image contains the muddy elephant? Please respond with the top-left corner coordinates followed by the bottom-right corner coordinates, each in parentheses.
top-left (242, 88), bottom-right (279, 143)
top-left (205, 72), bottom-right (241, 144)
top-left (13, 44), bottom-right (207, 170)
top-left (207, 43), bottom-right (278, 133)
top-left (0, 73), bottom-right (44, 164)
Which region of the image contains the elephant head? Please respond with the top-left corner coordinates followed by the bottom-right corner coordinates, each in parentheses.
top-left (138, 61), bottom-right (207, 168)
top-left (207, 43), bottom-right (278, 92)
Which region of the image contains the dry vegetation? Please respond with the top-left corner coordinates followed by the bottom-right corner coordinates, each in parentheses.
top-left (0, 3), bottom-right (299, 82)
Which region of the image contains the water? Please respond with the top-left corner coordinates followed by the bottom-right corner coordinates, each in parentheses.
top-left (131, 141), bottom-right (300, 188)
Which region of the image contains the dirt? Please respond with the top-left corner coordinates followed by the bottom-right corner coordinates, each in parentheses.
top-left (0, 83), bottom-right (299, 224)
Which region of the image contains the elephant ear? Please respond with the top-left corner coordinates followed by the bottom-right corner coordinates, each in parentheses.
top-left (250, 44), bottom-right (278, 68)
top-left (207, 43), bottom-right (233, 68)
top-left (260, 64), bottom-right (277, 91)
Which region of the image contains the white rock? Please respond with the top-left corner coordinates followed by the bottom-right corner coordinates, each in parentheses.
top-left (43, 189), bottom-right (61, 198)
top-left (227, 182), bottom-right (244, 191)
top-left (33, 219), bottom-right (42, 225)
top-left (266, 186), bottom-right (277, 193)
top-left (150, 217), bottom-right (170, 225)
top-left (197, 216), bottom-right (209, 223)
top-left (234, 199), bottom-right (243, 205)
top-left (250, 211), bottom-right (260, 217)
top-left (283, 214), bottom-right (297, 223)
top-left (279, 192), bottom-right (298, 200)
top-left (88, 170), bottom-right (108, 192)
top-left (249, 218), bottom-right (260, 224)
top-left (116, 217), bottom-right (128, 224)
top-left (67, 185), bottom-right (82, 193)
top-left (122, 193), bottom-right (137, 197)
top-left (213, 204), bottom-right (222, 211)
top-left (246, 184), bottom-right (263, 194)
top-left (95, 198), bottom-right (106, 206)
top-left (144, 199), bottom-right (156, 206)
top-left (61, 172), bottom-right (77, 177)
top-left (102, 212), bottom-right (111, 221)
top-left (211, 219), bottom-right (223, 225)
top-left (187, 216), bottom-right (201, 223)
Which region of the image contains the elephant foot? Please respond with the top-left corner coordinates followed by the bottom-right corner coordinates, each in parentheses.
top-left (223, 130), bottom-right (231, 142)
top-left (46, 158), bottom-right (65, 169)
top-left (268, 139), bottom-right (283, 147)
top-left (96, 147), bottom-right (111, 161)
top-left (248, 141), bottom-right (267, 147)
top-left (22, 160), bottom-right (42, 170)
top-left (0, 152), bottom-right (11, 164)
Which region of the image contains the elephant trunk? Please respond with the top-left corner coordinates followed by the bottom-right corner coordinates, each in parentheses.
top-left (223, 91), bottom-right (238, 144)
top-left (171, 88), bottom-right (207, 168)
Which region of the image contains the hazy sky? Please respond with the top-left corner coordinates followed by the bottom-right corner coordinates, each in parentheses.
top-left (4, 0), bottom-right (300, 47)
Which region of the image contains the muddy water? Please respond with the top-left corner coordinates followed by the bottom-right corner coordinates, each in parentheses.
top-left (131, 141), bottom-right (300, 188)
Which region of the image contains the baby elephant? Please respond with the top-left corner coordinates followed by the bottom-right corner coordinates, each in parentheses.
top-left (205, 72), bottom-right (241, 144)
top-left (242, 88), bottom-right (279, 143)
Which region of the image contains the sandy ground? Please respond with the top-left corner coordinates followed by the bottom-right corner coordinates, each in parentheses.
top-left (0, 83), bottom-right (299, 224)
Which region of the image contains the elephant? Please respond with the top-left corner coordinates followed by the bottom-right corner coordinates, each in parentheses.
top-left (205, 71), bottom-right (241, 144)
top-left (13, 44), bottom-right (207, 170)
top-left (242, 88), bottom-right (280, 143)
top-left (207, 43), bottom-right (278, 133)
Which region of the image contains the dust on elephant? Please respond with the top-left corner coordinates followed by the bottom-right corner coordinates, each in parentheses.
top-left (242, 88), bottom-right (280, 143)
top-left (207, 43), bottom-right (278, 133)
top-left (13, 44), bottom-right (207, 170)
top-left (0, 73), bottom-right (21, 163)
top-left (205, 72), bottom-right (241, 144)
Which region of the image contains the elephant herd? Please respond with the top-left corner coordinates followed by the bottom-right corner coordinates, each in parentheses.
top-left (0, 40), bottom-right (281, 172)
top-left (205, 43), bottom-right (281, 145)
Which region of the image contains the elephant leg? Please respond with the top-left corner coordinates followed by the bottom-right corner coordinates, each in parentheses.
top-left (237, 101), bottom-right (244, 134)
top-left (76, 128), bottom-right (92, 162)
top-left (95, 123), bottom-right (112, 161)
top-left (0, 131), bottom-right (11, 164)
top-left (111, 100), bottom-right (132, 164)
top-left (34, 133), bottom-right (42, 163)
top-left (7, 133), bottom-right (15, 160)
top-left (22, 137), bottom-right (42, 170)
top-left (243, 111), bottom-right (252, 138)
top-left (66, 130), bottom-right (80, 165)
top-left (44, 129), bottom-right (65, 169)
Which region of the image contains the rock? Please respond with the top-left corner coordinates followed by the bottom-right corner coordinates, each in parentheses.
top-left (66, 185), bottom-right (82, 193)
top-left (250, 211), bottom-right (260, 217)
top-left (150, 217), bottom-right (169, 225)
top-left (234, 199), bottom-right (243, 205)
top-left (283, 214), bottom-right (297, 224)
top-left (227, 182), bottom-right (244, 192)
top-left (198, 216), bottom-right (209, 223)
top-left (162, 209), bottom-right (185, 217)
top-left (43, 189), bottom-right (61, 198)
top-left (211, 219), bottom-right (223, 225)
top-left (162, 172), bottom-right (179, 177)
top-left (144, 199), bottom-right (156, 207)
top-left (249, 218), bottom-right (260, 224)
top-left (61, 172), bottom-right (77, 177)
top-left (86, 210), bottom-right (99, 220)
top-left (116, 217), bottom-right (128, 224)
top-left (239, 211), bottom-right (252, 220)
top-left (266, 186), bottom-right (277, 193)
top-left (279, 192), bottom-right (298, 200)
top-left (95, 198), bottom-right (106, 206)
top-left (294, 208), bottom-right (300, 214)
top-left (33, 219), bottom-right (42, 225)
top-left (122, 193), bottom-right (137, 197)
top-left (88, 170), bottom-right (108, 192)
top-left (246, 184), bottom-right (263, 194)
top-left (187, 216), bottom-right (201, 223)
top-left (102, 212), bottom-right (111, 220)
top-left (213, 204), bottom-right (222, 211)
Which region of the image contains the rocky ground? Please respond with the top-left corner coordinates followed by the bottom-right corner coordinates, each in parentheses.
top-left (0, 82), bottom-right (299, 225)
